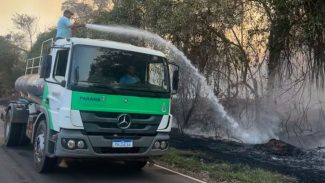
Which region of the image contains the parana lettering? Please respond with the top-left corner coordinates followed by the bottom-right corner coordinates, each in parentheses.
top-left (80, 96), bottom-right (101, 102)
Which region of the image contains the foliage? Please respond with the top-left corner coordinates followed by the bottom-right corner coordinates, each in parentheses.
top-left (89, 0), bottom-right (270, 101)
top-left (11, 13), bottom-right (38, 49)
top-left (61, 0), bottom-right (113, 23)
top-left (87, 0), bottom-right (325, 91)
top-left (28, 29), bottom-right (56, 58)
top-left (253, 0), bottom-right (325, 88)
top-left (0, 36), bottom-right (25, 97)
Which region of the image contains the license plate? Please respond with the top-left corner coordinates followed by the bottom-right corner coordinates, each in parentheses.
top-left (112, 139), bottom-right (133, 148)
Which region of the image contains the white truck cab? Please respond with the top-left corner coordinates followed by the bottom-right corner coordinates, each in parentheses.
top-left (4, 38), bottom-right (179, 172)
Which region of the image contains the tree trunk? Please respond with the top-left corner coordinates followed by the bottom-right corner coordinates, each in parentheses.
top-left (266, 1), bottom-right (291, 93)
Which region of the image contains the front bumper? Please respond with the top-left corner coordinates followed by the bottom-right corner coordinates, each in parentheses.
top-left (54, 129), bottom-right (170, 159)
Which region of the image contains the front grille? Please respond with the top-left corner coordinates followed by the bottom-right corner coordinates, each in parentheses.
top-left (93, 112), bottom-right (152, 120)
top-left (103, 135), bottom-right (142, 140)
top-left (93, 147), bottom-right (147, 154)
top-left (97, 123), bottom-right (147, 130)
top-left (80, 111), bottom-right (162, 135)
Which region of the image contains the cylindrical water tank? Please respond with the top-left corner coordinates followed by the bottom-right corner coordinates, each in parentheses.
top-left (15, 74), bottom-right (44, 101)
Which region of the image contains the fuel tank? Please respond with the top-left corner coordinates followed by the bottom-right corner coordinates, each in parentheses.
top-left (15, 74), bottom-right (44, 103)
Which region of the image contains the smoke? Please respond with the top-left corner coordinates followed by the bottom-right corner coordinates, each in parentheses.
top-left (273, 78), bottom-right (325, 147)
top-left (85, 24), bottom-right (280, 144)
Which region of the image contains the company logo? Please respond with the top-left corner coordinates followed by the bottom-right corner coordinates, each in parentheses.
top-left (79, 96), bottom-right (101, 102)
top-left (117, 114), bottom-right (132, 129)
top-left (162, 103), bottom-right (166, 112)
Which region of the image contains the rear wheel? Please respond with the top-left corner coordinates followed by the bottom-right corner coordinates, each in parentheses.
top-left (33, 120), bottom-right (57, 173)
top-left (4, 109), bottom-right (29, 146)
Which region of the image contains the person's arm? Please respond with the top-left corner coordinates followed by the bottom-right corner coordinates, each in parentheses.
top-left (63, 17), bottom-right (85, 29)
top-left (70, 21), bottom-right (85, 36)
top-left (71, 22), bottom-right (85, 29)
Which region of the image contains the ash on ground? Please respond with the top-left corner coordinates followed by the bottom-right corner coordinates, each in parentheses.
top-left (170, 129), bottom-right (325, 183)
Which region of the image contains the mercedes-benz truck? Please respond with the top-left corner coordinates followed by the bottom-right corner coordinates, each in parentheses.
top-left (3, 38), bottom-right (179, 173)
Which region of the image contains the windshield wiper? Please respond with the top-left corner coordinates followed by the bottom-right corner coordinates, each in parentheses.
top-left (76, 81), bottom-right (117, 93)
top-left (116, 86), bottom-right (168, 93)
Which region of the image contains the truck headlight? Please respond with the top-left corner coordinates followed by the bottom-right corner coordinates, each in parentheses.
top-left (62, 138), bottom-right (87, 150)
top-left (67, 140), bottom-right (76, 149)
top-left (154, 141), bottom-right (161, 149)
top-left (160, 141), bottom-right (168, 149)
top-left (77, 140), bottom-right (85, 149)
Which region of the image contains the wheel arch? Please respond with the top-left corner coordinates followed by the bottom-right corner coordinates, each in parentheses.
top-left (6, 98), bottom-right (30, 124)
top-left (32, 106), bottom-right (51, 144)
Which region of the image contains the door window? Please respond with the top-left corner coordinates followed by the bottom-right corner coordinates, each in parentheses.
top-left (53, 50), bottom-right (69, 82)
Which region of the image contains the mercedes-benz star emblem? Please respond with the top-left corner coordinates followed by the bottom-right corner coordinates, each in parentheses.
top-left (117, 114), bottom-right (132, 129)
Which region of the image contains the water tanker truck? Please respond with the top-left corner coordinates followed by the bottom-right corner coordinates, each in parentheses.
top-left (3, 38), bottom-right (179, 173)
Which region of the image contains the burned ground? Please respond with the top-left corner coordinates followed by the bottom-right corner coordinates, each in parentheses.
top-left (170, 130), bottom-right (325, 183)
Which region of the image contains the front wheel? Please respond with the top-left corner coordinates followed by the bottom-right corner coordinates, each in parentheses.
top-left (33, 120), bottom-right (57, 173)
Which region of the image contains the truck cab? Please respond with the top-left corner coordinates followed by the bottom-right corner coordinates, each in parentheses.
top-left (4, 38), bottom-right (179, 172)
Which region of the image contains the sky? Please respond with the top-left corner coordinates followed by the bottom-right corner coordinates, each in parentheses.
top-left (0, 0), bottom-right (63, 35)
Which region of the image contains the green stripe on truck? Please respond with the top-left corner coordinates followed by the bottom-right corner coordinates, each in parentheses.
top-left (71, 91), bottom-right (170, 115)
top-left (41, 83), bottom-right (54, 130)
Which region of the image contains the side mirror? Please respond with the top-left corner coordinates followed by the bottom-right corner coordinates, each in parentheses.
top-left (40, 55), bottom-right (52, 78)
top-left (60, 80), bottom-right (67, 87)
top-left (169, 62), bottom-right (179, 94)
top-left (172, 70), bottom-right (179, 91)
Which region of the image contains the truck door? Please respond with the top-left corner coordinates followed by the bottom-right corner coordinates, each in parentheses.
top-left (45, 49), bottom-right (70, 130)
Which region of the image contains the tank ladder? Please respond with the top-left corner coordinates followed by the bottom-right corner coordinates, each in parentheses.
top-left (25, 38), bottom-right (53, 75)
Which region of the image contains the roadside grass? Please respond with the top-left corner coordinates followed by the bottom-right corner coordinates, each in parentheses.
top-left (154, 148), bottom-right (297, 183)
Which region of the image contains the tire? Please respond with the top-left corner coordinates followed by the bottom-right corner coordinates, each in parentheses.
top-left (124, 160), bottom-right (147, 170)
top-left (33, 120), bottom-right (57, 173)
top-left (4, 109), bottom-right (29, 146)
top-left (19, 125), bottom-right (30, 145)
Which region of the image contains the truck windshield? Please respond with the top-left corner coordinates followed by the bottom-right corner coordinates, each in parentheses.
top-left (69, 45), bottom-right (170, 97)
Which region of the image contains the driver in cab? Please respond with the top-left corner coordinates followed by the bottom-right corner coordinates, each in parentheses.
top-left (119, 65), bottom-right (140, 84)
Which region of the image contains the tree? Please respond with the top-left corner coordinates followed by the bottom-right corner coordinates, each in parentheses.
top-left (5, 32), bottom-right (28, 53)
top-left (61, 0), bottom-right (95, 23)
top-left (11, 13), bottom-right (38, 49)
top-left (253, 0), bottom-right (325, 89)
top-left (28, 29), bottom-right (56, 58)
top-left (0, 36), bottom-right (24, 97)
